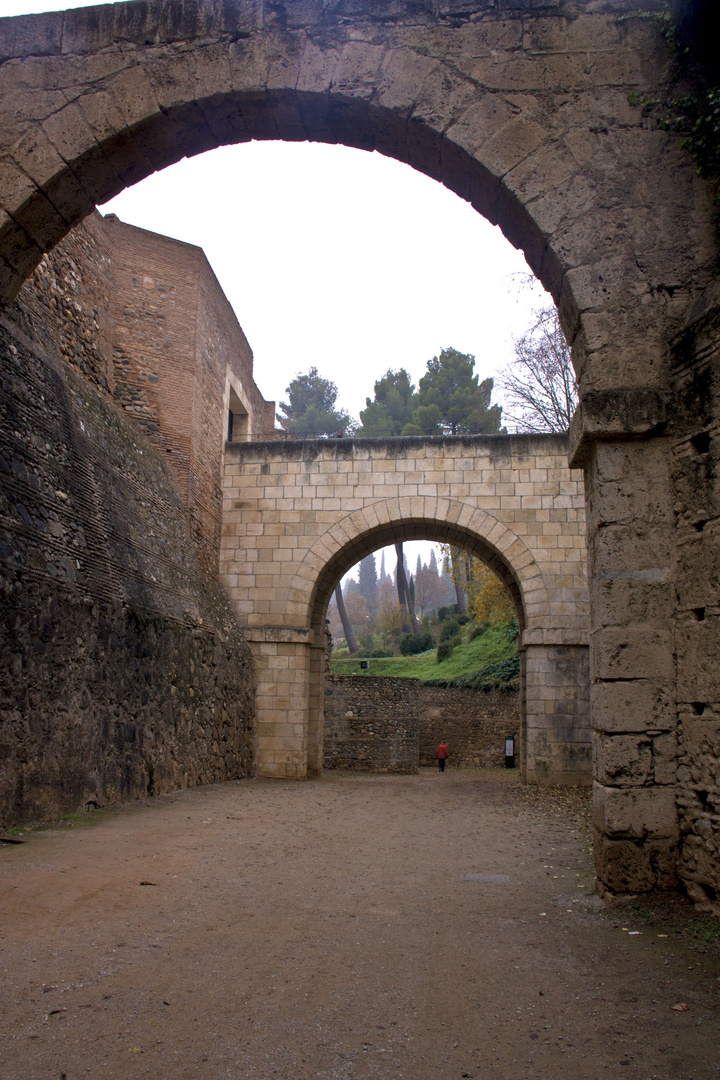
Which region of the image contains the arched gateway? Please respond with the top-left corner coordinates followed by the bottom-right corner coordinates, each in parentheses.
top-left (1, 0), bottom-right (719, 901)
top-left (221, 434), bottom-right (589, 784)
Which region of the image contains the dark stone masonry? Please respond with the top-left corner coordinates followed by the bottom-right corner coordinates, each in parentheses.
top-left (0, 221), bottom-right (257, 826)
top-left (323, 676), bottom-right (518, 774)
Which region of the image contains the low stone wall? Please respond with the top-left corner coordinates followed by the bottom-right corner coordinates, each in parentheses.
top-left (323, 676), bottom-right (518, 772)
top-left (323, 677), bottom-right (419, 773)
top-left (418, 685), bottom-right (519, 769)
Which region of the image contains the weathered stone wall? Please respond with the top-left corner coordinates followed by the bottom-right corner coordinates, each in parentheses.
top-left (323, 675), bottom-right (519, 773)
top-left (418, 685), bottom-right (518, 769)
top-left (669, 286), bottom-right (720, 913)
top-left (525, 644), bottom-right (591, 786)
top-left (323, 676), bottom-right (419, 774)
top-left (0, 225), bottom-right (257, 827)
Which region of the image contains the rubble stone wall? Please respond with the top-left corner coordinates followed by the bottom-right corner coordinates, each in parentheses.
top-left (418, 685), bottom-right (519, 769)
top-left (323, 675), bottom-right (519, 773)
top-left (323, 676), bottom-right (420, 774)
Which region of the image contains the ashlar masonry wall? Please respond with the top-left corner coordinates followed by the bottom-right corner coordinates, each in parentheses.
top-left (221, 435), bottom-right (590, 787)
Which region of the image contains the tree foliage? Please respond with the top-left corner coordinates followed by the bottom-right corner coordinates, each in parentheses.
top-left (277, 367), bottom-right (352, 436)
top-left (357, 554), bottom-right (378, 617)
top-left (358, 369), bottom-right (417, 436)
top-left (442, 545), bottom-right (515, 628)
top-left (405, 348), bottom-right (503, 436)
top-left (414, 551), bottom-right (446, 616)
top-left (499, 309), bottom-right (578, 433)
top-left (472, 564), bottom-right (515, 627)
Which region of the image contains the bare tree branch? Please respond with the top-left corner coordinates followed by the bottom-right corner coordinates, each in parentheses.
top-left (499, 308), bottom-right (578, 434)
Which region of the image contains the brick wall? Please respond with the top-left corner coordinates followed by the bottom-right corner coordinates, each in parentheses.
top-left (8, 212), bottom-right (276, 577)
top-left (104, 214), bottom-right (275, 572)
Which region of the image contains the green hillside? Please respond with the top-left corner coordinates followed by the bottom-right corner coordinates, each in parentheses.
top-left (329, 624), bottom-right (519, 688)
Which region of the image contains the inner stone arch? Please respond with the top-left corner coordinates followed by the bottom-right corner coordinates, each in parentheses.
top-left (301, 514), bottom-right (563, 784)
top-left (308, 517), bottom-right (532, 638)
top-left (221, 435), bottom-right (589, 786)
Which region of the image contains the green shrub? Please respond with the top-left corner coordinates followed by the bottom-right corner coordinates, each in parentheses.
top-left (399, 631), bottom-right (434, 656)
top-left (370, 646), bottom-right (394, 658)
top-left (440, 617), bottom-right (461, 642)
top-left (436, 637), bottom-right (458, 663)
top-left (469, 620), bottom-right (490, 641)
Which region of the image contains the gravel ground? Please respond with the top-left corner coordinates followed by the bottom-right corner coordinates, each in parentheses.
top-left (1, 768), bottom-right (718, 1080)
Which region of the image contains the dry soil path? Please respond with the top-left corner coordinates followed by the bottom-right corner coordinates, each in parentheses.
top-left (1, 769), bottom-right (718, 1080)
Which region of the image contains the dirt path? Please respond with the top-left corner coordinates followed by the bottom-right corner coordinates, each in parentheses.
top-left (1, 769), bottom-right (718, 1080)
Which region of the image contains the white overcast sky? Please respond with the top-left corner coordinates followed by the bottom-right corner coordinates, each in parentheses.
top-left (4, 0), bottom-right (550, 425)
top-left (4, 0), bottom-right (551, 582)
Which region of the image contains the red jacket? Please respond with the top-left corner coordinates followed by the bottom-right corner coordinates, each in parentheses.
top-left (436, 743), bottom-right (448, 759)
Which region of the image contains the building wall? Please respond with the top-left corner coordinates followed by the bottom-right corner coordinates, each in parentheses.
top-left (0, 217), bottom-right (261, 826)
top-left (104, 214), bottom-right (275, 572)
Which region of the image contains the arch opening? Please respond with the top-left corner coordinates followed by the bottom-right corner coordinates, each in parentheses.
top-left (309, 520), bottom-right (527, 639)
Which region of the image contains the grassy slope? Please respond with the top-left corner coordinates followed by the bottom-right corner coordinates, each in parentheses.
top-left (329, 625), bottom-right (517, 682)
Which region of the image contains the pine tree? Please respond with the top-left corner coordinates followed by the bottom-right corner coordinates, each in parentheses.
top-left (357, 554), bottom-right (378, 618)
top-left (357, 369), bottom-right (417, 436)
top-left (277, 367), bottom-right (352, 437)
top-left (404, 348), bottom-right (504, 436)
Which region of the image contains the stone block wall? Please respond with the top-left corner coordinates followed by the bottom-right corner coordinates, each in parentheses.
top-left (524, 644), bottom-right (591, 786)
top-left (323, 676), bottom-right (420, 774)
top-left (221, 436), bottom-right (589, 781)
top-left (668, 286), bottom-right (720, 912)
top-left (0, 222), bottom-right (259, 827)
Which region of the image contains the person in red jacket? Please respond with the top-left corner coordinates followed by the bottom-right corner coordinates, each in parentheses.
top-left (436, 741), bottom-right (449, 772)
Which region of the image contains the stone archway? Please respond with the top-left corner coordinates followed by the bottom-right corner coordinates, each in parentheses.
top-left (2, 0), bottom-right (719, 898)
top-left (221, 434), bottom-right (589, 785)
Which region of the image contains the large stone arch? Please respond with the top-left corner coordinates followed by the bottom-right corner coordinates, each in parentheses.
top-left (0, 0), bottom-right (715, 396)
